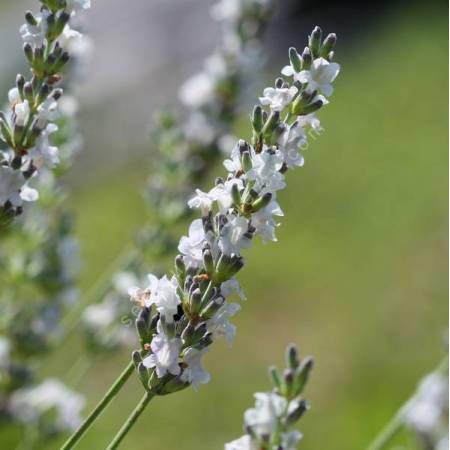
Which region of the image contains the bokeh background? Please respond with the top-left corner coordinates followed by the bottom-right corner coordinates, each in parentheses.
top-left (0, 0), bottom-right (448, 449)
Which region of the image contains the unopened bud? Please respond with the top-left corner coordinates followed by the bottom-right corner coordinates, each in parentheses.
top-left (286, 343), bottom-right (300, 369)
top-left (320, 33), bottom-right (337, 59)
top-left (288, 47), bottom-right (302, 72)
top-left (23, 44), bottom-right (33, 63)
top-left (132, 350), bottom-right (142, 368)
top-left (252, 105), bottom-right (263, 133)
top-left (269, 366), bottom-right (282, 390)
top-left (251, 192), bottom-right (272, 212)
top-left (200, 296), bottom-right (224, 319)
top-left (137, 362), bottom-right (150, 389)
top-left (286, 399), bottom-right (309, 425)
top-left (175, 255), bottom-right (185, 277)
top-left (231, 182), bottom-right (241, 206)
top-left (241, 151), bottom-right (252, 172)
top-left (294, 356), bottom-right (314, 395)
top-left (190, 288), bottom-right (203, 315)
top-left (301, 47), bottom-right (312, 70)
top-left (202, 249), bottom-right (214, 275)
top-left (24, 11), bottom-right (38, 26)
top-left (308, 26), bottom-right (322, 57)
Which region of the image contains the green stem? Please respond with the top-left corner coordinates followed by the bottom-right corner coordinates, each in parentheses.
top-left (367, 355), bottom-right (449, 450)
top-left (60, 361), bottom-right (135, 450)
top-left (106, 391), bottom-right (156, 450)
top-left (367, 413), bottom-right (403, 450)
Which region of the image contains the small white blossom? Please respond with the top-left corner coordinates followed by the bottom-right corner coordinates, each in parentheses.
top-left (297, 57), bottom-right (340, 97)
top-left (179, 72), bottom-right (215, 109)
top-left (128, 286), bottom-right (151, 308)
top-left (36, 98), bottom-right (58, 129)
top-left (219, 215), bottom-right (252, 255)
top-left (82, 301), bottom-right (116, 329)
top-left (20, 13), bottom-right (47, 47)
top-left (188, 189), bottom-right (214, 215)
top-left (58, 25), bottom-right (83, 52)
top-left (113, 271), bottom-right (140, 296)
top-left (207, 301), bottom-right (241, 345)
top-left (13, 100), bottom-right (30, 127)
top-left (29, 124), bottom-right (60, 169)
top-left (146, 274), bottom-right (181, 322)
top-left (220, 278), bottom-right (246, 300)
top-left (180, 347), bottom-right (211, 389)
top-left (9, 379), bottom-right (85, 432)
top-left (281, 430), bottom-right (303, 450)
top-left (225, 435), bottom-right (257, 450)
top-left (66, 0), bottom-right (91, 12)
top-left (143, 323), bottom-right (181, 378)
top-left (259, 86), bottom-right (298, 112)
top-left (183, 112), bottom-right (215, 145)
top-left (402, 372), bottom-right (448, 434)
top-left (247, 149), bottom-right (285, 194)
top-left (209, 177), bottom-right (244, 213)
top-left (251, 200), bottom-right (284, 243)
top-left (244, 392), bottom-right (287, 437)
top-left (178, 219), bottom-right (206, 267)
top-left (223, 143), bottom-right (242, 172)
top-left (0, 166), bottom-right (38, 207)
top-left (211, 0), bottom-right (243, 22)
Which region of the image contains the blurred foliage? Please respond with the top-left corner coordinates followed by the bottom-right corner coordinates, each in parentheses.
top-left (0, 1), bottom-right (448, 449)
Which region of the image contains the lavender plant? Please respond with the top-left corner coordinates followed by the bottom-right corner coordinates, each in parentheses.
top-left (0, 0), bottom-right (91, 446)
top-left (62, 25), bottom-right (340, 450)
top-left (0, 0), bottom-right (90, 228)
top-left (368, 355), bottom-right (448, 450)
top-left (224, 344), bottom-right (313, 450)
top-left (80, 0), bottom-right (273, 352)
top-left (0, 107), bottom-right (83, 444)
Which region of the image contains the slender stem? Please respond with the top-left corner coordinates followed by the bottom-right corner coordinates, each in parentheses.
top-left (106, 391), bottom-right (156, 450)
top-left (367, 413), bottom-right (403, 450)
top-left (367, 355), bottom-right (449, 450)
top-left (60, 361), bottom-right (135, 450)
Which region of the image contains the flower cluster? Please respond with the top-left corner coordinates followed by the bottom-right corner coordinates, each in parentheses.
top-left (401, 366), bottom-right (448, 450)
top-left (225, 344), bottom-right (313, 450)
top-left (129, 27), bottom-right (339, 394)
top-left (0, 1), bottom-right (90, 444)
top-left (80, 0), bottom-right (273, 352)
top-left (0, 105), bottom-right (86, 432)
top-left (0, 0), bottom-right (90, 227)
top-left (8, 378), bottom-right (84, 443)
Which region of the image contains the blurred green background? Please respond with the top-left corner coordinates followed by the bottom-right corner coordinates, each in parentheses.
top-left (0, 0), bottom-right (448, 449)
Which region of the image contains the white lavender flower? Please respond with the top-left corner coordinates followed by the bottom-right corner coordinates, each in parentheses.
top-left (9, 379), bottom-right (85, 432)
top-left (180, 347), bottom-right (211, 389)
top-left (178, 219), bottom-right (206, 268)
top-left (259, 86), bottom-right (298, 112)
top-left (296, 57), bottom-right (340, 97)
top-left (145, 274), bottom-right (181, 322)
top-left (245, 392), bottom-right (288, 436)
top-left (0, 0), bottom-right (90, 222)
top-left (130, 29), bottom-right (339, 396)
top-left (219, 215), bottom-right (252, 255)
top-left (0, 166), bottom-right (37, 206)
top-left (207, 302), bottom-right (241, 345)
top-left (225, 345), bottom-right (312, 450)
top-left (225, 435), bottom-right (257, 450)
top-left (142, 323), bottom-right (182, 378)
top-left (402, 372), bottom-right (448, 434)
